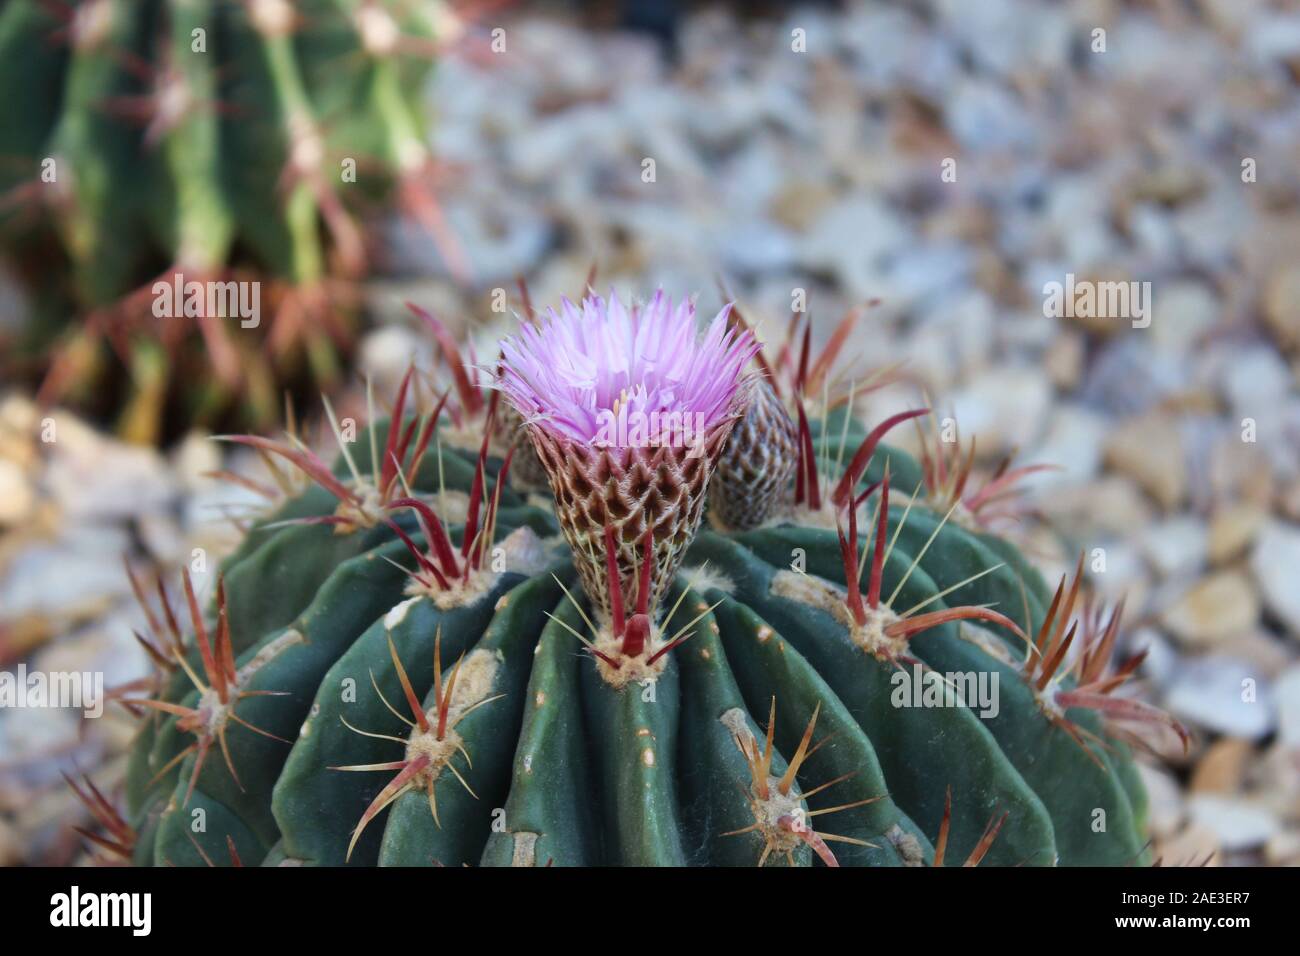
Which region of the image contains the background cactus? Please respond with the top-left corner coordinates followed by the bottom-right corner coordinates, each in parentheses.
top-left (103, 293), bottom-right (1183, 867)
top-left (0, 0), bottom-right (452, 443)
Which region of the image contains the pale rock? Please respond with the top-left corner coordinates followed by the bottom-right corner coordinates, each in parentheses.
top-left (1083, 338), bottom-right (1188, 416)
top-left (169, 430), bottom-right (221, 494)
top-left (1150, 280), bottom-right (1219, 354)
top-left (934, 0), bottom-right (1071, 77)
top-left (1264, 830), bottom-right (1300, 866)
top-left (716, 140), bottom-right (788, 216)
top-left (44, 416), bottom-right (174, 522)
top-left (1282, 478), bottom-right (1300, 523)
top-left (1277, 665), bottom-right (1300, 751)
top-left (1263, 265), bottom-right (1300, 351)
top-left (1043, 331), bottom-right (1086, 390)
top-left (0, 704), bottom-right (80, 766)
top-left (138, 511), bottom-right (186, 566)
top-left (888, 246), bottom-right (974, 314)
top-left (1166, 656), bottom-right (1275, 739)
top-left (383, 194), bottom-right (552, 282)
top-left (0, 458), bottom-right (34, 527)
top-left (1174, 191), bottom-right (1250, 271)
top-left (1208, 502), bottom-right (1267, 565)
top-left (719, 219), bottom-right (797, 276)
top-left (0, 532), bottom-right (133, 626)
top-left (1202, 0), bottom-right (1269, 37)
top-left (1188, 795), bottom-right (1279, 851)
top-left (1254, 743), bottom-right (1300, 820)
top-left (357, 324), bottom-right (436, 401)
top-left (1136, 762), bottom-right (1185, 840)
top-left (1251, 521), bottom-right (1300, 636)
top-left (1127, 202), bottom-right (1180, 262)
top-left (767, 180), bottom-right (836, 233)
top-left (948, 80), bottom-right (1037, 151)
top-left (1134, 627), bottom-right (1180, 689)
top-left (798, 196), bottom-right (908, 299)
top-left (1154, 821), bottom-right (1221, 867)
top-left (1104, 412), bottom-right (1186, 509)
top-left (1163, 570), bottom-right (1260, 649)
top-left (1219, 345), bottom-right (1293, 420)
top-left (1190, 737), bottom-right (1253, 794)
top-left (1023, 405), bottom-right (1107, 490)
top-left (1043, 178), bottom-right (1119, 270)
top-left (1218, 629), bottom-right (1296, 677)
top-left (1038, 475), bottom-right (1154, 539)
top-left (1091, 544), bottom-right (1152, 614)
top-left (948, 366), bottom-right (1052, 451)
top-left (1141, 516), bottom-right (1208, 579)
top-left (1245, 14), bottom-right (1300, 65)
top-left (34, 622), bottom-right (150, 692)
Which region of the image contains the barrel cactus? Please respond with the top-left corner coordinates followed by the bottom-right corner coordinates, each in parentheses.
top-left (0, 0), bottom-right (455, 441)
top-left (97, 289), bottom-right (1185, 867)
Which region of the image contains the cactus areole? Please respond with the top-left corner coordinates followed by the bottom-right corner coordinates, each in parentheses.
top-left (110, 290), bottom-right (1184, 867)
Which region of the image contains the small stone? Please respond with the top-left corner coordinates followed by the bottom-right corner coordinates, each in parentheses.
top-left (44, 415), bottom-right (174, 522)
top-left (1219, 345), bottom-right (1293, 419)
top-left (767, 180), bottom-right (836, 233)
top-left (1150, 280), bottom-right (1219, 354)
top-left (1137, 762), bottom-right (1185, 840)
top-left (1162, 570), bottom-right (1260, 648)
top-left (1039, 476), bottom-right (1155, 539)
top-left (1277, 665), bottom-right (1300, 750)
top-left (798, 196), bottom-right (907, 300)
top-left (1264, 265), bottom-right (1300, 351)
top-left (0, 458), bottom-right (34, 527)
top-left (170, 430), bottom-right (221, 493)
top-left (1104, 412), bottom-right (1186, 510)
top-left (1043, 331), bottom-right (1085, 390)
top-left (1141, 516), bottom-right (1208, 579)
top-left (1281, 478), bottom-right (1300, 523)
top-left (1133, 627), bottom-right (1180, 689)
top-left (1264, 830), bottom-right (1300, 866)
top-left (1218, 629), bottom-right (1296, 676)
top-left (138, 511), bottom-right (186, 566)
top-left (1187, 795), bottom-right (1279, 852)
top-left (1251, 521), bottom-right (1300, 637)
top-left (1166, 656), bottom-right (1274, 739)
top-left (1190, 738), bottom-right (1253, 795)
top-left (1208, 502), bottom-right (1266, 565)
top-left (948, 366), bottom-right (1052, 451)
top-left (720, 219), bottom-right (797, 276)
top-left (1024, 405), bottom-right (1107, 490)
top-left (1153, 821), bottom-right (1221, 867)
top-left (0, 531), bottom-right (133, 627)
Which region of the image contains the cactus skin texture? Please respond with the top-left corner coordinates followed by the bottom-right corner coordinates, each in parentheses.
top-left (0, 0), bottom-right (442, 442)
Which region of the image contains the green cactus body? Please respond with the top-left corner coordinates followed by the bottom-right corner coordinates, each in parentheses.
top-left (118, 412), bottom-right (1161, 867)
top-left (0, 0), bottom-right (442, 440)
top-left (100, 294), bottom-right (1180, 867)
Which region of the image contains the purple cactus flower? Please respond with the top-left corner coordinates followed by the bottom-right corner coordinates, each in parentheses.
top-left (494, 290), bottom-right (758, 447)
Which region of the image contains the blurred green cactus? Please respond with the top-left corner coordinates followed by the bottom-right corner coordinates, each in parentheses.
top-left (0, 0), bottom-right (452, 443)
